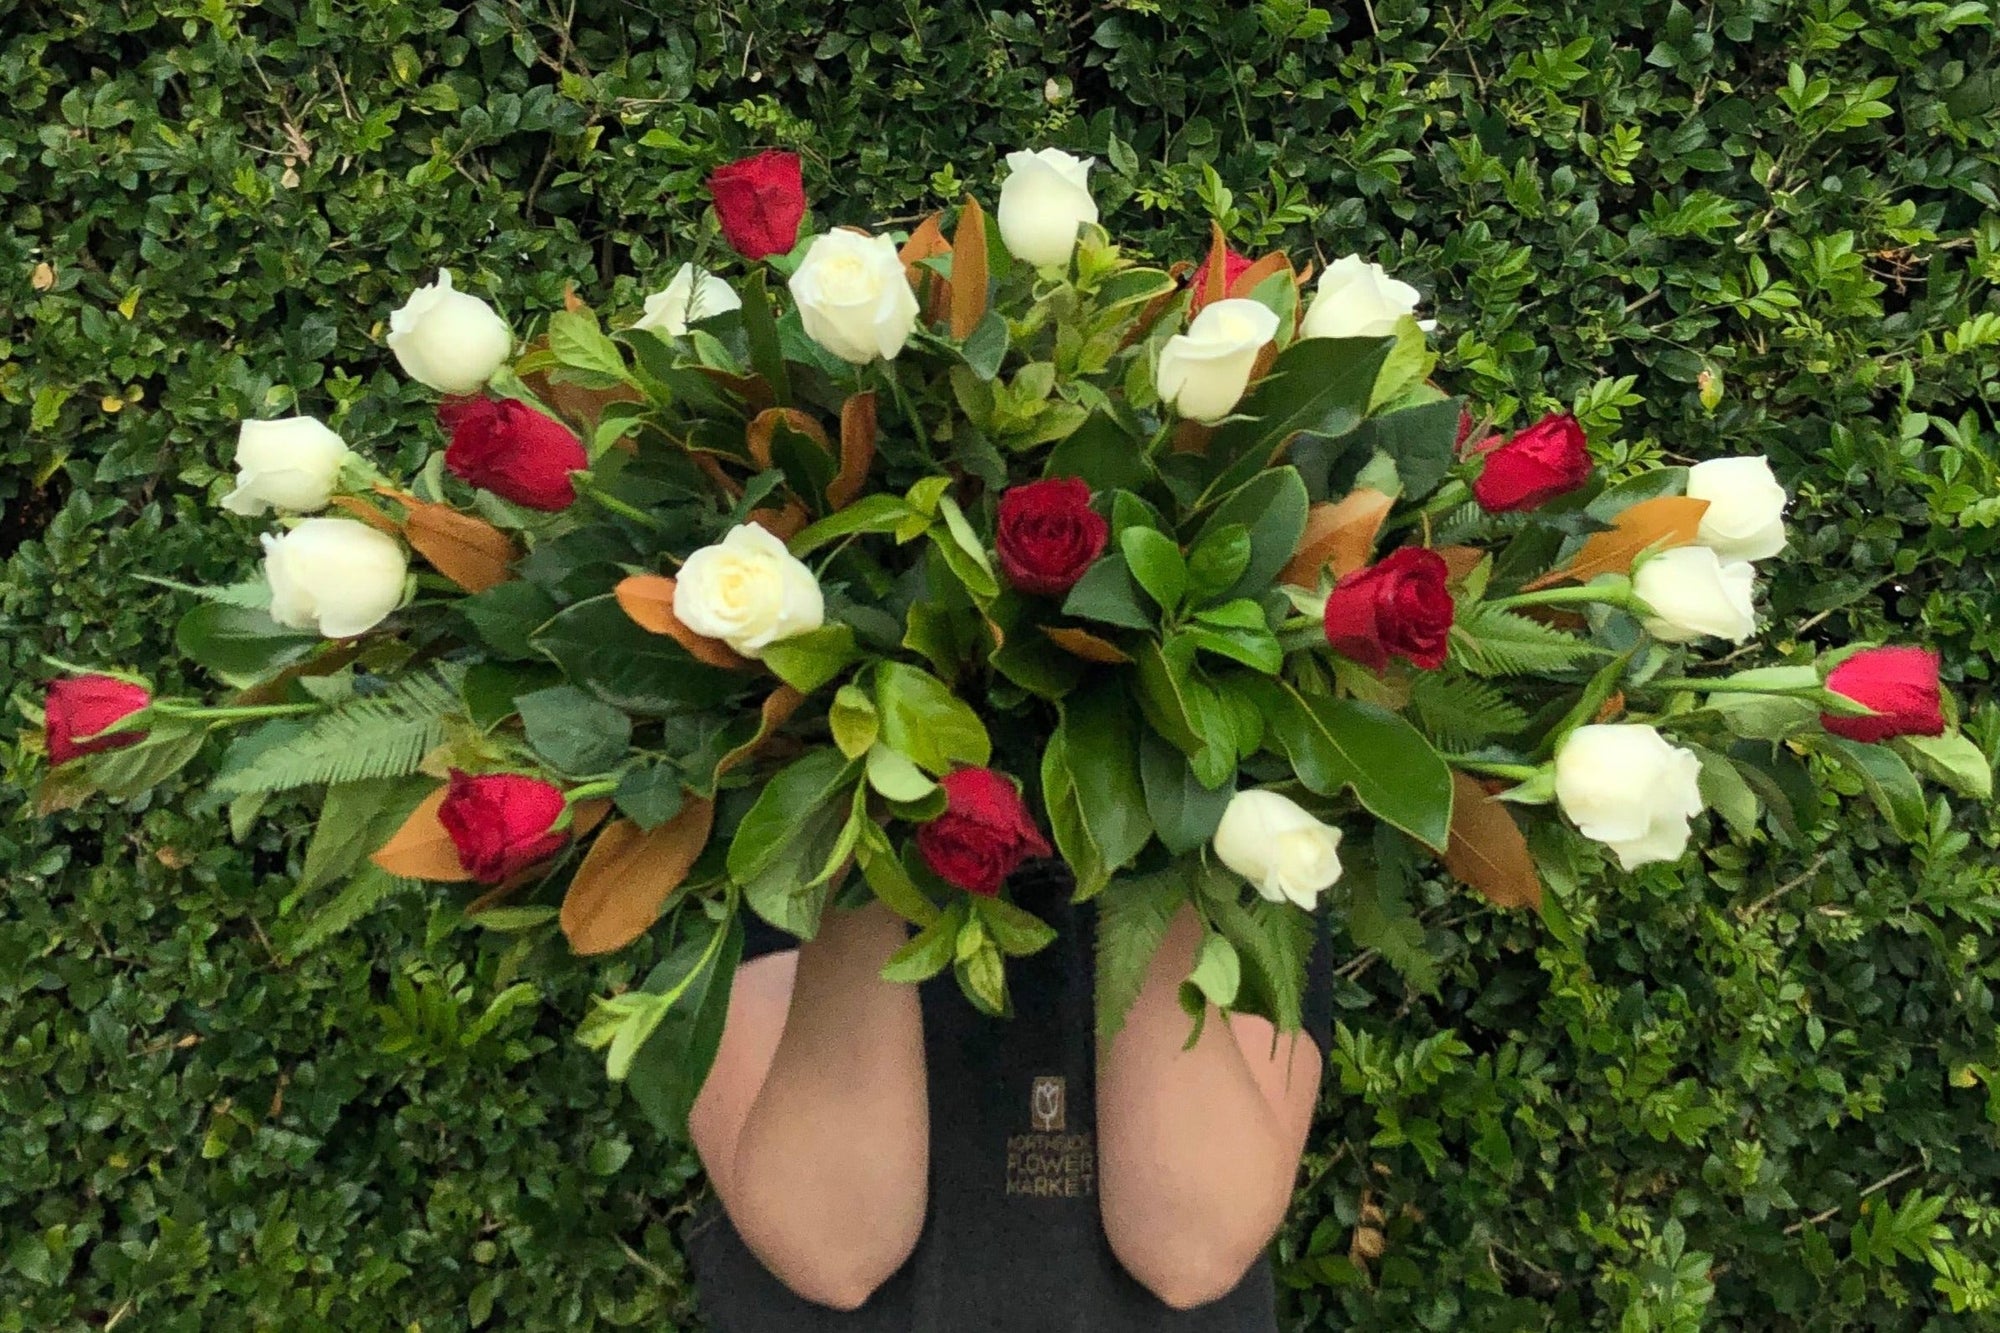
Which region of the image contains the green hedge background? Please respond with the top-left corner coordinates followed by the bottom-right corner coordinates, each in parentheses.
top-left (5, 0), bottom-right (2000, 1328)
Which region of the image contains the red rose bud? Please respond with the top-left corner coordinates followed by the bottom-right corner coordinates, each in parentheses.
top-left (437, 768), bottom-right (572, 884)
top-left (1822, 646), bottom-right (1947, 743)
top-left (917, 767), bottom-right (1054, 897)
top-left (1322, 546), bottom-right (1455, 672)
top-left (708, 149), bottom-right (807, 262)
top-left (1454, 407), bottom-right (1476, 454)
top-left (1189, 244), bottom-right (1253, 316)
top-left (44, 674), bottom-right (152, 765)
top-left (1471, 411), bottom-right (1592, 513)
top-left (996, 477), bottom-right (1109, 598)
top-left (441, 396), bottom-right (588, 511)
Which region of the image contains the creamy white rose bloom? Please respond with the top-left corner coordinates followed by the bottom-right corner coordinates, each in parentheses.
top-left (788, 231), bottom-right (922, 364)
top-left (1156, 298), bottom-right (1280, 423)
top-left (220, 416), bottom-right (352, 516)
top-left (386, 269), bottom-right (513, 394)
top-left (674, 523), bottom-right (825, 659)
top-left (996, 148), bottom-right (1099, 268)
top-left (1554, 723), bottom-right (1706, 871)
top-left (1632, 545), bottom-right (1758, 643)
top-left (632, 263), bottom-right (742, 337)
top-left (1212, 789), bottom-right (1344, 910)
top-left (1686, 456), bottom-right (1789, 563)
top-left (260, 518), bottom-right (410, 639)
top-left (1300, 254), bottom-right (1428, 340)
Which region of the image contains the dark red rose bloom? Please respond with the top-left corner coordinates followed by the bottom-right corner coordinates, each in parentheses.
top-left (1189, 244), bottom-right (1253, 315)
top-left (44, 674), bottom-right (151, 765)
top-left (1323, 546), bottom-right (1456, 672)
top-left (708, 149), bottom-right (807, 261)
top-left (437, 768), bottom-right (572, 884)
top-left (1822, 646), bottom-right (1947, 743)
top-left (996, 477), bottom-right (1109, 597)
top-left (917, 767), bottom-right (1054, 897)
top-left (439, 395), bottom-right (587, 511)
top-left (1471, 411), bottom-right (1592, 513)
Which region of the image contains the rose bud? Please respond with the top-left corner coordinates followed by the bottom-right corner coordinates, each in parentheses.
top-left (1554, 723), bottom-right (1705, 871)
top-left (1322, 546), bottom-right (1455, 672)
top-left (708, 149), bottom-right (807, 262)
top-left (1632, 546), bottom-right (1756, 644)
top-left (261, 517), bottom-right (410, 638)
top-left (1300, 254), bottom-right (1428, 340)
top-left (1454, 407), bottom-right (1477, 455)
top-left (220, 416), bottom-right (352, 517)
top-left (1686, 456), bottom-right (1789, 563)
top-left (437, 768), bottom-right (572, 884)
top-left (674, 523), bottom-right (825, 659)
top-left (439, 396), bottom-right (588, 512)
top-left (387, 270), bottom-right (513, 396)
top-left (788, 230), bottom-right (922, 364)
top-left (996, 477), bottom-right (1110, 598)
top-left (633, 263), bottom-right (742, 338)
top-left (1157, 298), bottom-right (1281, 424)
top-left (1212, 789), bottom-right (1344, 909)
top-left (1471, 411), bottom-right (1592, 513)
top-left (44, 675), bottom-right (152, 765)
top-left (1822, 646), bottom-right (1947, 743)
top-left (996, 148), bottom-right (1100, 269)
top-left (917, 767), bottom-right (1054, 897)
top-left (1188, 243), bottom-right (1253, 316)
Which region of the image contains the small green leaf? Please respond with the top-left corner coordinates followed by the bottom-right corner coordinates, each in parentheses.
top-left (975, 895), bottom-right (1058, 956)
top-left (516, 684), bottom-right (632, 774)
top-left (1185, 523), bottom-right (1253, 606)
top-left (874, 660), bottom-right (991, 775)
top-left (882, 910), bottom-right (959, 981)
top-left (1062, 555), bottom-right (1156, 630)
top-left (830, 684), bottom-right (880, 758)
top-left (762, 623), bottom-right (860, 694)
top-left (1185, 931), bottom-right (1241, 1008)
top-left (866, 742), bottom-right (938, 802)
top-left (1120, 526), bottom-right (1189, 613)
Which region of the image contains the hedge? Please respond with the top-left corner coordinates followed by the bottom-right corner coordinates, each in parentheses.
top-left (4, 0), bottom-right (1999, 1328)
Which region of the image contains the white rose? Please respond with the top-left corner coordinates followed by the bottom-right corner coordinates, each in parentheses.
top-left (1300, 254), bottom-right (1428, 340)
top-left (386, 269), bottom-right (513, 394)
top-left (632, 263), bottom-right (742, 337)
top-left (996, 148), bottom-right (1099, 268)
top-left (1157, 298), bottom-right (1280, 424)
top-left (1632, 545), bottom-right (1757, 643)
top-left (788, 231), bottom-right (922, 365)
top-left (1212, 789), bottom-right (1344, 910)
top-left (673, 523), bottom-right (825, 659)
top-left (220, 416), bottom-right (351, 516)
top-left (1686, 456), bottom-right (1788, 563)
top-left (260, 517), bottom-right (410, 639)
top-left (1554, 723), bottom-right (1705, 871)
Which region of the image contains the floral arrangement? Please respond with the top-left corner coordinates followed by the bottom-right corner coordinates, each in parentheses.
top-left (30, 147), bottom-right (1990, 1132)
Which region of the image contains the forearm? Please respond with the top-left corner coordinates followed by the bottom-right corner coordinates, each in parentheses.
top-left (731, 900), bottom-right (929, 1300)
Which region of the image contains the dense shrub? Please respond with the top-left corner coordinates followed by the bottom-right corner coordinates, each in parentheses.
top-left (4, 1), bottom-right (1998, 1328)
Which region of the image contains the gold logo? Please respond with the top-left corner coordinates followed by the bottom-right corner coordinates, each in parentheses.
top-left (1030, 1075), bottom-right (1065, 1131)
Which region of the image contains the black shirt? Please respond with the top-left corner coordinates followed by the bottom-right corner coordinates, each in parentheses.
top-left (684, 860), bottom-right (1337, 1332)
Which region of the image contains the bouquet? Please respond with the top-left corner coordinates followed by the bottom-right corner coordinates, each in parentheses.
top-left (30, 146), bottom-right (1990, 1135)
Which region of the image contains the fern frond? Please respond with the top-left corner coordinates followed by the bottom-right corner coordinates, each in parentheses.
top-left (1451, 604), bottom-right (1606, 677)
top-left (1430, 501), bottom-right (1509, 547)
top-left (132, 574), bottom-right (272, 609)
top-left (282, 864), bottom-right (419, 955)
top-left (1409, 672), bottom-right (1531, 747)
top-left (212, 670), bottom-right (460, 795)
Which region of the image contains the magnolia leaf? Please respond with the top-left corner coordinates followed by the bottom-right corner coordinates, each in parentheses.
top-left (745, 406), bottom-right (831, 470)
top-left (1282, 488), bottom-right (1397, 587)
top-left (613, 574), bottom-right (750, 671)
top-left (369, 783), bottom-right (472, 882)
top-left (396, 493), bottom-right (520, 594)
top-left (829, 392), bottom-right (878, 508)
top-left (560, 800), bottom-right (715, 955)
top-left (1042, 625), bottom-right (1132, 663)
top-left (950, 196), bottom-right (990, 339)
top-left (1527, 495), bottom-right (1709, 590)
top-left (899, 213), bottom-right (954, 325)
top-left (1442, 770), bottom-right (1541, 909)
top-left (713, 685), bottom-right (805, 779)
top-left (327, 494), bottom-right (405, 538)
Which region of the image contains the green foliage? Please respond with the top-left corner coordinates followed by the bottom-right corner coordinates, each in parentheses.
top-left (5, 1), bottom-right (2000, 1330)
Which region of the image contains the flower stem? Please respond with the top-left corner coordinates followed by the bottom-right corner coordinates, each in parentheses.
top-left (573, 472), bottom-right (671, 531)
top-left (147, 700), bottom-right (323, 723)
top-left (883, 363), bottom-right (931, 461)
top-left (1483, 582), bottom-right (1633, 613)
top-left (1443, 758), bottom-right (1543, 781)
top-left (1641, 676), bottom-right (1821, 696)
top-left (566, 778), bottom-right (620, 804)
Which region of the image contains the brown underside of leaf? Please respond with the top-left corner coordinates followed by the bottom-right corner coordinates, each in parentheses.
top-left (1283, 488), bottom-right (1396, 587)
top-left (696, 367), bottom-right (775, 415)
top-left (371, 784), bottom-right (473, 882)
top-left (1125, 258), bottom-right (1195, 349)
top-left (899, 213), bottom-right (954, 326)
top-left (1043, 625), bottom-right (1132, 664)
top-left (748, 501), bottom-right (808, 542)
top-left (715, 686), bottom-right (807, 778)
top-left (613, 574), bottom-right (749, 670)
top-left (746, 406), bottom-right (832, 472)
top-left (517, 341), bottom-right (643, 438)
top-left (560, 799), bottom-right (716, 955)
top-left (693, 452), bottom-right (745, 500)
top-left (831, 392), bottom-right (878, 509)
top-left (1524, 495), bottom-right (1710, 590)
top-left (562, 283), bottom-right (587, 314)
top-left (34, 767), bottom-right (95, 816)
top-left (1227, 251), bottom-right (1294, 302)
top-left (225, 639), bottom-right (368, 708)
top-left (1201, 220), bottom-right (1231, 308)
top-left (950, 196), bottom-right (990, 340)
top-left (327, 495), bottom-right (405, 538)
top-left (398, 495), bottom-right (520, 594)
top-left (1435, 544), bottom-right (1487, 585)
top-left (1443, 770), bottom-right (1541, 909)
top-left (1172, 419), bottom-right (1214, 455)
top-left (1595, 690), bottom-right (1626, 723)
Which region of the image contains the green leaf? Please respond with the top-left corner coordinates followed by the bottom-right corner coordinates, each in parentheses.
top-left (76, 722), bottom-right (210, 801)
top-left (210, 669), bottom-right (461, 796)
top-left (789, 493), bottom-right (911, 557)
top-left (547, 308), bottom-right (630, 380)
top-left (1061, 555), bottom-right (1156, 631)
top-left (1094, 868), bottom-right (1186, 1040)
top-left (1822, 735), bottom-right (1928, 842)
top-left (1347, 828), bottom-right (1440, 994)
top-left (762, 623), bottom-right (860, 694)
top-left (1194, 465), bottom-right (1309, 604)
top-left (1185, 523), bottom-right (1253, 606)
top-left (534, 594), bottom-right (740, 714)
top-left (865, 742), bottom-right (937, 802)
top-left (1059, 683), bottom-right (1155, 882)
top-left (176, 602), bottom-right (321, 683)
top-left (959, 308), bottom-right (1010, 380)
top-left (297, 775), bottom-right (434, 897)
top-left (280, 864), bottom-right (420, 955)
top-left (974, 895), bottom-right (1058, 956)
top-left (1209, 887), bottom-right (1315, 1033)
top-left (615, 763), bottom-right (686, 830)
top-left (1346, 398), bottom-right (1461, 501)
top-left (1134, 640), bottom-right (1233, 789)
top-left (516, 684), bottom-right (632, 774)
top-left (1139, 730), bottom-right (1233, 854)
top-left (1205, 338), bottom-right (1392, 497)
top-left (856, 823), bottom-right (942, 927)
top-left (1688, 742), bottom-right (1763, 840)
top-left (1176, 619), bottom-right (1283, 675)
top-left (727, 748), bottom-right (860, 885)
top-left (1044, 411), bottom-right (1152, 494)
top-left (624, 913), bottom-right (744, 1137)
top-left (931, 494), bottom-right (1000, 599)
top-left (1041, 725), bottom-right (1106, 898)
top-left (1260, 682), bottom-right (1454, 851)
top-left (1408, 672), bottom-right (1531, 748)
top-left (455, 581), bottom-right (561, 660)
top-left (1184, 932), bottom-right (1241, 1008)
top-left (829, 684), bottom-right (879, 758)
top-left (881, 909), bottom-right (959, 981)
top-left (1120, 526), bottom-right (1188, 612)
top-left (1900, 731), bottom-right (1993, 799)
top-left (737, 268), bottom-right (791, 406)
top-left (874, 660), bottom-right (991, 775)
top-left (739, 796), bottom-right (852, 939)
top-left (955, 940), bottom-right (1009, 1016)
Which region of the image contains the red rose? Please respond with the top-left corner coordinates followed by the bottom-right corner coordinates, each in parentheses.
top-left (1189, 244), bottom-right (1253, 315)
top-left (1471, 411), bottom-right (1592, 513)
top-left (437, 768), bottom-right (572, 883)
top-left (917, 768), bottom-right (1054, 897)
top-left (1822, 647), bottom-right (1947, 743)
top-left (1454, 407), bottom-right (1477, 455)
top-left (44, 674), bottom-right (152, 765)
top-left (996, 477), bottom-right (1109, 597)
top-left (1323, 546), bottom-right (1455, 671)
top-left (439, 396), bottom-right (587, 511)
top-left (708, 150), bottom-right (807, 262)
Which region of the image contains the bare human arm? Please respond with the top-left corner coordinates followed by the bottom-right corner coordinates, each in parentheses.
top-left (1095, 901), bottom-right (1325, 1310)
top-left (688, 899), bottom-right (929, 1311)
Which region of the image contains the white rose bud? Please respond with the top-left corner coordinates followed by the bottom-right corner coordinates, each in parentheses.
top-left (632, 263), bottom-right (742, 337)
top-left (674, 523), bottom-right (825, 659)
top-left (1300, 254), bottom-right (1427, 340)
top-left (220, 416), bottom-right (352, 516)
top-left (1554, 723), bottom-right (1705, 871)
top-left (260, 517), bottom-right (410, 639)
top-left (1212, 789), bottom-right (1344, 910)
top-left (788, 231), bottom-right (922, 365)
top-left (386, 269), bottom-right (513, 395)
top-left (1632, 545), bottom-right (1758, 644)
top-left (1686, 456), bottom-right (1789, 563)
top-left (1156, 298), bottom-right (1281, 424)
top-left (996, 148), bottom-right (1099, 269)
